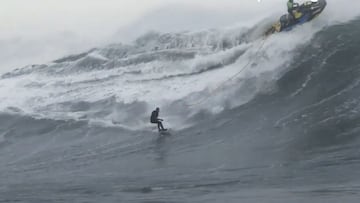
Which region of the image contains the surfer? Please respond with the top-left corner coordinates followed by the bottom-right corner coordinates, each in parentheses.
top-left (150, 107), bottom-right (167, 131)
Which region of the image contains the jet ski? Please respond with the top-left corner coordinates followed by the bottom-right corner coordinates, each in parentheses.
top-left (265, 0), bottom-right (327, 35)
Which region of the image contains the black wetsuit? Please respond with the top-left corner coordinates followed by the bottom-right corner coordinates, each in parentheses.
top-left (150, 110), bottom-right (165, 131)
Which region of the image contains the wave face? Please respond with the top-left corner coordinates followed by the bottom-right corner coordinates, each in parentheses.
top-left (1, 17), bottom-right (360, 202)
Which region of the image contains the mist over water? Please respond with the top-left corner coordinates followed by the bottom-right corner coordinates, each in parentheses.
top-left (1, 0), bottom-right (360, 202)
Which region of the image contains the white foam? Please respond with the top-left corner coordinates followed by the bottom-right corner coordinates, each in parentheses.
top-left (0, 5), bottom-right (357, 129)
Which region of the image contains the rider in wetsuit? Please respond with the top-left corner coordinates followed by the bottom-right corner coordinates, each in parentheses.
top-left (287, 0), bottom-right (300, 20)
top-left (150, 107), bottom-right (166, 131)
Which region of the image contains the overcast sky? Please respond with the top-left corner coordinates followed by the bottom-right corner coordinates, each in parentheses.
top-left (0, 0), bottom-right (359, 72)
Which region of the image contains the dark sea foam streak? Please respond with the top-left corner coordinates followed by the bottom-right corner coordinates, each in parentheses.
top-left (1, 19), bottom-right (360, 203)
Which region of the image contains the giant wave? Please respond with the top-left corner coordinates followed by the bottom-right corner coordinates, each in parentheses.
top-left (0, 11), bottom-right (360, 203)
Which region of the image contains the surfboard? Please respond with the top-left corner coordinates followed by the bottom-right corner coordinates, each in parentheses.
top-left (159, 129), bottom-right (171, 136)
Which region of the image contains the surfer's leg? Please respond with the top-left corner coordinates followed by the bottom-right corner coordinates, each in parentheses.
top-left (159, 122), bottom-right (165, 130)
top-left (158, 120), bottom-right (165, 130)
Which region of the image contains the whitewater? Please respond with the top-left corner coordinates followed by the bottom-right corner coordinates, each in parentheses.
top-left (1, 1), bottom-right (360, 202)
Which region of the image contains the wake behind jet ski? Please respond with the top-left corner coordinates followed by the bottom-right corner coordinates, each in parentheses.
top-left (265, 0), bottom-right (327, 36)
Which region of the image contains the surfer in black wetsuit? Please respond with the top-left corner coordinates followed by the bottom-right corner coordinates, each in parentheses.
top-left (150, 107), bottom-right (166, 131)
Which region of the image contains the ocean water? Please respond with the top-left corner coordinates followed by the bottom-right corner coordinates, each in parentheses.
top-left (0, 11), bottom-right (360, 203)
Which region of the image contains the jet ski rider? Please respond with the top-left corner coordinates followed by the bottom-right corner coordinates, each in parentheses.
top-left (287, 0), bottom-right (300, 20)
